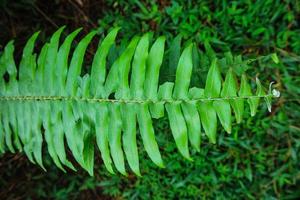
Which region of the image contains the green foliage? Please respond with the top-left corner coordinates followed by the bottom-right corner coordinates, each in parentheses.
top-left (0, 1), bottom-right (299, 199)
top-left (0, 27), bottom-right (277, 176)
top-left (95, 111), bottom-right (300, 199)
top-left (100, 0), bottom-right (300, 53)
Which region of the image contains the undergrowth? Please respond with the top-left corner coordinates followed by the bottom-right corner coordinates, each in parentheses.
top-left (0, 0), bottom-right (299, 199)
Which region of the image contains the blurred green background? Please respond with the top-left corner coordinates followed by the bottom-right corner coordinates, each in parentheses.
top-left (0, 0), bottom-right (299, 199)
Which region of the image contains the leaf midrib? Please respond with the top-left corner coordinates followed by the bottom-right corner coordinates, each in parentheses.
top-left (0, 94), bottom-right (275, 104)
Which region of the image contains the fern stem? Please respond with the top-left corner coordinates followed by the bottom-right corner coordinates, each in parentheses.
top-left (0, 94), bottom-right (277, 104)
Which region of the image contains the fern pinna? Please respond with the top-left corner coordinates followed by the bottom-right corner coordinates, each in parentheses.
top-left (0, 27), bottom-right (279, 176)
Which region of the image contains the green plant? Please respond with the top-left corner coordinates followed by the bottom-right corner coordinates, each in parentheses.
top-left (99, 1), bottom-right (300, 52)
top-left (0, 26), bottom-right (279, 176)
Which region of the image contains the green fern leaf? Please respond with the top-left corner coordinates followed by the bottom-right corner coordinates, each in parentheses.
top-left (0, 27), bottom-right (279, 176)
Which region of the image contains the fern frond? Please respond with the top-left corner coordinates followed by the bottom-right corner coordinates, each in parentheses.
top-left (0, 27), bottom-right (279, 176)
